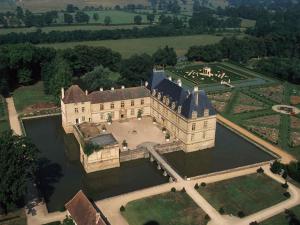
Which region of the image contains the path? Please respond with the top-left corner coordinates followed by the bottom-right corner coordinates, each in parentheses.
top-left (6, 97), bottom-right (22, 135)
top-left (217, 114), bottom-right (295, 164)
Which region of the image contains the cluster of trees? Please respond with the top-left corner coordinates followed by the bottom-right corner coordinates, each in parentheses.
top-left (148, 0), bottom-right (182, 13)
top-left (0, 7), bottom-right (58, 27)
top-left (0, 44), bottom-right (177, 100)
top-left (271, 160), bottom-right (300, 183)
top-left (186, 35), bottom-right (300, 83)
top-left (0, 131), bottom-right (39, 214)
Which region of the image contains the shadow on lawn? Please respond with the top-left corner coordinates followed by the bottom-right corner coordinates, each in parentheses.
top-left (144, 221), bottom-right (160, 225)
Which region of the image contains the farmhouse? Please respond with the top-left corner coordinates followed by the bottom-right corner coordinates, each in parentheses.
top-left (61, 69), bottom-right (217, 172)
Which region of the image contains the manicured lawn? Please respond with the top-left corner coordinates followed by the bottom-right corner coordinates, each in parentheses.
top-left (0, 96), bottom-right (10, 132)
top-left (198, 173), bottom-right (287, 217)
top-left (261, 204), bottom-right (300, 225)
top-left (13, 82), bottom-right (55, 113)
top-left (122, 191), bottom-right (209, 225)
top-left (39, 34), bottom-right (241, 58)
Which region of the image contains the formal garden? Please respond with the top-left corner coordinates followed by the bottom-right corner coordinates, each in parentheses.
top-left (121, 190), bottom-right (209, 225)
top-left (167, 63), bottom-right (249, 85)
top-left (197, 173), bottom-right (288, 218)
top-left (206, 77), bottom-right (300, 160)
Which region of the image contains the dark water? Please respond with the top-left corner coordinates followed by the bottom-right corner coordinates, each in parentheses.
top-left (23, 116), bottom-right (168, 212)
top-left (164, 124), bottom-right (275, 178)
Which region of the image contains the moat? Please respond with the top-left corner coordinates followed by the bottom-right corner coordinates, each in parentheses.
top-left (23, 116), bottom-right (276, 212)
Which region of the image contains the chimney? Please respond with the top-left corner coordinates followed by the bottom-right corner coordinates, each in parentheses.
top-left (177, 79), bottom-right (182, 87)
top-left (85, 90), bottom-right (88, 95)
top-left (121, 85), bottom-right (125, 89)
top-left (111, 87), bottom-right (114, 91)
top-left (168, 76), bottom-right (172, 81)
top-left (99, 87), bottom-right (103, 91)
top-left (61, 87), bottom-right (64, 99)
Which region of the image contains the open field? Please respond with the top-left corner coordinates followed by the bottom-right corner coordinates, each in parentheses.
top-left (0, 96), bottom-right (10, 132)
top-left (39, 34), bottom-right (241, 58)
top-left (0, 24), bottom-right (148, 35)
top-left (13, 82), bottom-right (55, 113)
top-left (198, 173), bottom-right (287, 217)
top-left (1, 0), bottom-right (149, 12)
top-left (261, 204), bottom-right (300, 225)
top-left (122, 191), bottom-right (209, 225)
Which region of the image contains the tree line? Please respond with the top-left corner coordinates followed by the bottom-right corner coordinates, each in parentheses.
top-left (0, 44), bottom-right (177, 100)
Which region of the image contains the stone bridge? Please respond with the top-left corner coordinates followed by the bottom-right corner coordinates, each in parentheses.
top-left (147, 146), bottom-right (182, 182)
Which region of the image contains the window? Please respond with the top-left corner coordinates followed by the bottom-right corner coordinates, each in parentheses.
top-left (121, 101), bottom-right (125, 108)
top-left (89, 118), bottom-right (92, 122)
top-left (192, 123), bottom-right (196, 131)
top-left (110, 103), bottom-right (114, 109)
top-left (141, 99), bottom-right (144, 105)
top-left (131, 100), bottom-right (135, 106)
top-left (131, 109), bottom-right (134, 115)
top-left (82, 107), bottom-right (85, 112)
top-left (82, 116), bottom-right (85, 122)
top-left (75, 118), bottom-right (79, 124)
top-left (204, 120), bottom-right (208, 128)
top-left (100, 113), bottom-right (104, 120)
top-left (75, 108), bottom-right (78, 113)
top-left (202, 132), bottom-right (206, 139)
top-left (100, 104), bottom-right (104, 110)
top-left (111, 112), bottom-right (115, 118)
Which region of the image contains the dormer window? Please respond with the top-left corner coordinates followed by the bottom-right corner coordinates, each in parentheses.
top-left (171, 102), bottom-right (176, 110)
top-left (192, 111), bottom-right (197, 119)
top-left (178, 106), bottom-right (182, 114)
top-left (204, 109), bottom-right (209, 117)
top-left (162, 96), bottom-right (166, 104)
top-left (157, 93), bottom-right (161, 100)
top-left (152, 89), bottom-right (156, 96)
top-left (166, 98), bottom-right (170, 106)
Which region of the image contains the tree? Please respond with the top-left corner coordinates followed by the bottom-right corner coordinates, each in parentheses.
top-left (66, 4), bottom-right (78, 13)
top-left (75, 11), bottom-right (90, 24)
top-left (147, 14), bottom-right (155, 24)
top-left (134, 15), bottom-right (142, 25)
top-left (17, 68), bottom-right (32, 85)
top-left (152, 45), bottom-right (177, 66)
top-left (64, 13), bottom-right (73, 24)
top-left (48, 56), bottom-right (72, 102)
top-left (62, 216), bottom-right (75, 225)
top-left (104, 16), bottom-right (111, 25)
top-left (61, 45), bottom-right (121, 76)
top-left (81, 65), bottom-right (117, 91)
top-left (0, 131), bottom-right (39, 214)
top-left (93, 13), bottom-right (99, 21)
top-left (119, 54), bottom-right (153, 86)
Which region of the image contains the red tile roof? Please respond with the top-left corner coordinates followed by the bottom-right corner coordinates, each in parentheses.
top-left (65, 190), bottom-right (107, 225)
top-left (62, 85), bottom-right (87, 104)
top-left (62, 85), bottom-right (150, 104)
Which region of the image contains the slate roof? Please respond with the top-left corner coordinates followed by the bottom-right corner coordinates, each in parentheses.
top-left (65, 190), bottom-right (106, 225)
top-left (147, 70), bottom-right (216, 119)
